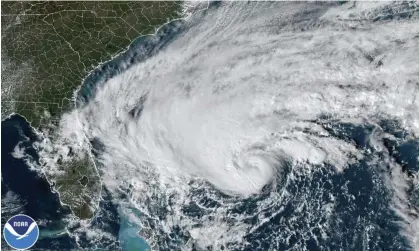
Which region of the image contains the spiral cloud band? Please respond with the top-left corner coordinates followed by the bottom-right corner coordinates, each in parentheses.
top-left (39, 2), bottom-right (419, 250)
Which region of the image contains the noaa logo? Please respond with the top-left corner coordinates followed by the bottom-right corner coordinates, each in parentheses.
top-left (3, 214), bottom-right (39, 250)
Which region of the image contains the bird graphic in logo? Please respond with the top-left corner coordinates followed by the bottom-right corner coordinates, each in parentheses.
top-left (3, 214), bottom-right (39, 250)
top-left (4, 221), bottom-right (38, 240)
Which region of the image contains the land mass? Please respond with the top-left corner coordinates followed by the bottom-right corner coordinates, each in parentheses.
top-left (1, 1), bottom-right (184, 219)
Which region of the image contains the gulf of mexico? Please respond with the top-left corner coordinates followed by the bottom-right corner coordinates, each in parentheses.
top-left (1, 19), bottom-right (185, 251)
top-left (1, 115), bottom-right (75, 250)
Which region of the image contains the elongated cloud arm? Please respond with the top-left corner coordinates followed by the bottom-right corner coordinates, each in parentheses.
top-left (35, 2), bottom-right (419, 250)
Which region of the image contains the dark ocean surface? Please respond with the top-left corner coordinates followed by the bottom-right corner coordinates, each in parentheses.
top-left (3, 114), bottom-right (418, 250)
top-left (1, 115), bottom-right (77, 250)
top-left (2, 2), bottom-right (419, 250)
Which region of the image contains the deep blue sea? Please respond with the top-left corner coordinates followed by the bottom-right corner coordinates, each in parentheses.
top-left (2, 2), bottom-right (419, 250)
top-left (3, 114), bottom-right (418, 250)
top-left (0, 20), bottom-right (182, 251)
top-left (1, 115), bottom-right (77, 250)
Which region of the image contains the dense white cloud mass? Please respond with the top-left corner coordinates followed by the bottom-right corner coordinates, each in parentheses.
top-left (39, 2), bottom-right (419, 250)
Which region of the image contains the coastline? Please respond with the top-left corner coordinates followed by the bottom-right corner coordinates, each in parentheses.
top-left (1, 2), bottom-right (210, 249)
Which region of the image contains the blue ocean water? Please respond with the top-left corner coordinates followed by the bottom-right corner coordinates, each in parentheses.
top-left (2, 2), bottom-right (418, 250)
top-left (1, 116), bottom-right (150, 250)
top-left (1, 18), bottom-right (182, 251)
top-left (1, 115), bottom-right (76, 250)
top-left (2, 115), bottom-right (418, 250)
top-left (118, 207), bottom-right (150, 251)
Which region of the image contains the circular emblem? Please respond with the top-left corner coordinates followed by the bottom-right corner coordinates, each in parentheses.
top-left (3, 214), bottom-right (39, 250)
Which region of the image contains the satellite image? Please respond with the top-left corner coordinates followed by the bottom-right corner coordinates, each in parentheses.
top-left (1, 1), bottom-right (419, 251)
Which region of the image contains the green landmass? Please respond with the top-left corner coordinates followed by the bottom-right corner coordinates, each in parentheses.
top-left (2, 1), bottom-right (183, 127)
top-left (1, 1), bottom-right (183, 219)
top-left (53, 154), bottom-right (100, 219)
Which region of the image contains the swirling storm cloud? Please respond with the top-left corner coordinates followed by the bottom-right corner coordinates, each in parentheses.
top-left (43, 2), bottom-right (419, 250)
